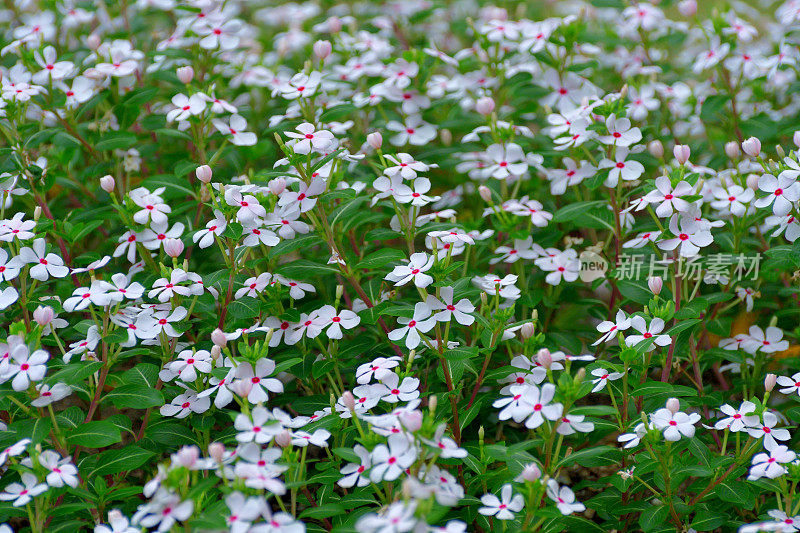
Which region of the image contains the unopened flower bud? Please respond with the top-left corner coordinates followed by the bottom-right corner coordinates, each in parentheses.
top-left (208, 442), bottom-right (225, 463)
top-left (327, 16), bottom-right (342, 33)
top-left (231, 379), bottom-right (253, 398)
top-left (33, 305), bottom-right (54, 326)
top-left (367, 132), bottom-right (382, 150)
top-left (673, 144), bottom-right (690, 164)
top-left (211, 328), bottom-right (227, 347)
top-left (520, 463), bottom-right (541, 482)
top-left (108, 510), bottom-right (124, 524)
top-left (399, 409), bottom-right (423, 432)
top-left (765, 373), bottom-right (777, 392)
top-left (475, 96), bottom-right (495, 116)
top-left (176, 445), bottom-right (200, 467)
top-left (677, 0), bottom-right (697, 16)
top-left (746, 174), bottom-right (760, 190)
top-left (86, 33), bottom-right (101, 50)
top-left (33, 206), bottom-right (41, 222)
top-left (574, 367), bottom-right (586, 382)
top-left (440, 129), bottom-right (452, 145)
top-left (536, 348), bottom-right (553, 369)
top-left (648, 140), bottom-right (664, 158)
top-left (478, 185), bottom-right (492, 203)
top-left (794, 131), bottom-right (800, 148)
top-left (164, 238), bottom-right (184, 258)
top-left (648, 276), bottom-right (663, 295)
top-left (776, 145), bottom-right (786, 159)
top-left (742, 137), bottom-right (761, 158)
top-left (724, 141), bottom-right (740, 159)
top-left (428, 395), bottom-right (437, 414)
top-left (342, 391), bottom-right (356, 411)
top-left (210, 345), bottom-right (221, 360)
top-left (268, 177), bottom-right (286, 195)
top-left (666, 397), bottom-right (680, 414)
top-left (313, 40), bottom-right (332, 60)
top-left (100, 174), bottom-right (115, 193)
top-left (521, 322), bottom-right (535, 339)
top-left (176, 65), bottom-right (194, 84)
top-left (195, 165), bottom-right (212, 183)
top-left (275, 430), bottom-right (292, 448)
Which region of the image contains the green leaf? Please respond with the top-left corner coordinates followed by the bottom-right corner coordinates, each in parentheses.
top-left (268, 234), bottom-right (324, 258)
top-left (332, 447), bottom-right (360, 463)
top-left (67, 421), bottom-right (122, 448)
top-left (640, 505), bottom-right (669, 532)
top-left (715, 481), bottom-right (753, 508)
top-left (47, 361), bottom-right (104, 385)
top-left (276, 259), bottom-right (339, 278)
top-left (632, 381), bottom-right (697, 397)
top-left (557, 445), bottom-right (619, 468)
top-left (299, 503), bottom-right (344, 520)
top-left (690, 506), bottom-right (727, 531)
top-left (666, 318), bottom-right (701, 336)
top-left (90, 445), bottom-right (154, 476)
top-left (146, 420), bottom-right (197, 446)
top-left (102, 384), bottom-right (164, 409)
top-left (553, 201), bottom-right (605, 222)
top-left (354, 249), bottom-right (406, 270)
top-left (95, 132), bottom-right (138, 151)
top-left (687, 437), bottom-right (714, 470)
top-left (229, 298), bottom-right (261, 320)
top-left (616, 280), bottom-right (652, 305)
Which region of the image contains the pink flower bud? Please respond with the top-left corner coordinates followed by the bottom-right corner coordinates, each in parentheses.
top-left (268, 177), bottom-right (286, 196)
top-left (399, 409), bottom-right (423, 432)
top-left (195, 165), bottom-right (212, 184)
top-left (231, 379), bottom-right (253, 398)
top-left (211, 328), bottom-right (227, 347)
top-left (741, 137), bottom-right (761, 158)
top-left (208, 442), bottom-right (225, 463)
top-left (313, 40), bottom-right (332, 60)
top-left (275, 430), bottom-right (292, 448)
top-left (33, 305), bottom-right (54, 326)
top-left (342, 391), bottom-right (356, 411)
top-left (327, 16), bottom-right (342, 33)
top-left (175, 445), bottom-right (200, 467)
top-left (475, 96), bottom-right (495, 116)
top-left (648, 276), bottom-right (663, 295)
top-left (673, 144), bottom-right (691, 165)
top-left (176, 66), bottom-right (194, 84)
top-left (648, 140), bottom-right (664, 158)
top-left (666, 398), bottom-right (680, 414)
top-left (163, 238), bottom-right (184, 258)
top-left (536, 348), bottom-right (552, 369)
top-left (520, 463), bottom-right (541, 482)
top-left (677, 0), bottom-right (697, 16)
top-left (210, 345), bottom-right (221, 360)
top-left (86, 33), bottom-right (101, 50)
top-left (746, 174), bottom-right (760, 190)
top-left (83, 67), bottom-right (105, 81)
top-left (100, 175), bottom-right (115, 193)
top-left (520, 322), bottom-right (535, 339)
top-left (724, 141), bottom-right (740, 159)
top-left (478, 185), bottom-right (492, 203)
top-left (367, 132), bottom-right (383, 150)
top-left (794, 131), bottom-right (800, 148)
top-left (765, 373), bottom-right (777, 392)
